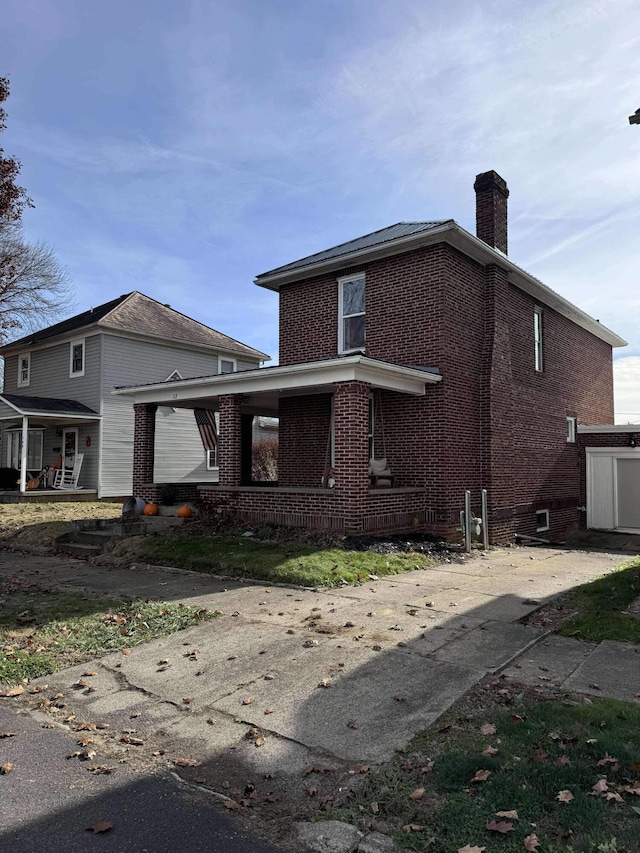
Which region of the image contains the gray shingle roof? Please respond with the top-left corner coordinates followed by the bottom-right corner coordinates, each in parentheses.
top-left (1, 394), bottom-right (99, 416)
top-left (0, 292), bottom-right (269, 361)
top-left (256, 221), bottom-right (450, 279)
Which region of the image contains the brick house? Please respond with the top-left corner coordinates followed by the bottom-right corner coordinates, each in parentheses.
top-left (121, 172), bottom-right (626, 542)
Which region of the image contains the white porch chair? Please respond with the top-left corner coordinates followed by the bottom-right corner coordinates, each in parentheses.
top-left (52, 453), bottom-right (84, 490)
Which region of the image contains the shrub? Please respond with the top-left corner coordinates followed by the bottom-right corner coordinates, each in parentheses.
top-left (252, 436), bottom-right (278, 481)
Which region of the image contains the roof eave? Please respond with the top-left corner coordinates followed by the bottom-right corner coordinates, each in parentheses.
top-left (253, 221), bottom-right (626, 349)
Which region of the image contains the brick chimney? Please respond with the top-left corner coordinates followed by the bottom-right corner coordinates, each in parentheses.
top-left (473, 170), bottom-right (509, 255)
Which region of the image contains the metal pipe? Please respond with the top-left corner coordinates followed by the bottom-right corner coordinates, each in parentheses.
top-left (464, 490), bottom-right (472, 553)
top-left (481, 488), bottom-right (489, 550)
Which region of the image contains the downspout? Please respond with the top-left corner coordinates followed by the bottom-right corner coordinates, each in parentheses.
top-left (19, 415), bottom-right (28, 493)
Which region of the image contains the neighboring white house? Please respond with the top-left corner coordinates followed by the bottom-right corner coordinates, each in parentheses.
top-left (0, 292), bottom-right (268, 496)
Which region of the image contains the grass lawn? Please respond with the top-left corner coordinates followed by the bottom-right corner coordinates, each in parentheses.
top-left (0, 501), bottom-right (121, 546)
top-left (109, 533), bottom-right (438, 588)
top-left (326, 685), bottom-right (640, 853)
top-left (0, 580), bottom-right (212, 686)
top-left (558, 558), bottom-right (640, 643)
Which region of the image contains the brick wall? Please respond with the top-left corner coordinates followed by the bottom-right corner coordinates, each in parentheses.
top-left (278, 394), bottom-right (331, 487)
top-left (133, 403), bottom-right (157, 495)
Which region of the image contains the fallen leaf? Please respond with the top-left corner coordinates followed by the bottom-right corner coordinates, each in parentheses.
top-left (556, 789), bottom-right (574, 803)
top-left (347, 720), bottom-right (358, 729)
top-left (83, 670), bottom-right (98, 677)
top-left (496, 810), bottom-right (518, 819)
top-left (264, 707), bottom-right (274, 715)
top-left (305, 786), bottom-right (317, 796)
top-left (403, 824), bottom-right (426, 832)
top-left (0, 685), bottom-right (24, 697)
top-left (174, 758), bottom-right (201, 767)
top-left (393, 694), bottom-right (407, 702)
top-left (318, 679), bottom-right (331, 688)
top-left (182, 697), bottom-right (193, 704)
top-left (119, 735), bottom-right (144, 746)
top-left (87, 765), bottom-right (114, 775)
top-left (121, 648), bottom-right (131, 655)
top-left (28, 685), bottom-right (48, 694)
top-left (370, 802), bottom-right (379, 813)
top-left (482, 746), bottom-right (499, 756)
top-left (302, 765), bottom-right (332, 776)
top-left (1, 763), bottom-right (14, 774)
top-left (206, 717), bottom-right (216, 725)
top-left (410, 787), bottom-right (425, 800)
top-left (223, 799), bottom-right (239, 810)
top-left (255, 737), bottom-right (265, 747)
top-left (457, 847), bottom-right (486, 853)
top-left (480, 723), bottom-right (496, 735)
top-left (524, 835), bottom-right (540, 851)
top-left (471, 769), bottom-right (491, 783)
top-left (242, 697), bottom-right (254, 705)
top-left (351, 764), bottom-right (370, 774)
top-left (592, 778), bottom-right (609, 795)
top-left (605, 791), bottom-right (624, 802)
top-left (86, 821), bottom-right (113, 834)
top-left (0, 732), bottom-right (16, 738)
top-left (485, 820), bottom-right (513, 833)
top-left (556, 756), bottom-right (571, 766)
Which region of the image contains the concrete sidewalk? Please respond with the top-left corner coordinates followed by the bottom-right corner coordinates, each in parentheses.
top-left (0, 544), bottom-right (638, 848)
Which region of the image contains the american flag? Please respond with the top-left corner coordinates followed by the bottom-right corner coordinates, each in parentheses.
top-left (194, 408), bottom-right (218, 451)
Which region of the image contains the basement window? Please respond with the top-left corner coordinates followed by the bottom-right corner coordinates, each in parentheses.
top-left (536, 509), bottom-right (550, 532)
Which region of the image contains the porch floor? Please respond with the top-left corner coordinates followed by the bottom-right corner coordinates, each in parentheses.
top-left (0, 489), bottom-right (98, 504)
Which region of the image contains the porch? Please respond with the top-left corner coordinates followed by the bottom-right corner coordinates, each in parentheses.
top-left (0, 394), bottom-right (100, 496)
top-left (118, 355), bottom-right (444, 535)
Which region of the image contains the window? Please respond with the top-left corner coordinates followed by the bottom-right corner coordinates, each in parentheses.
top-left (338, 274), bottom-right (365, 353)
top-left (165, 370), bottom-right (183, 382)
top-left (534, 306), bottom-right (543, 372)
top-left (70, 338), bottom-right (85, 377)
top-left (17, 353), bottom-right (30, 387)
top-left (7, 429), bottom-right (43, 471)
top-left (219, 357), bottom-right (236, 374)
top-left (368, 394), bottom-right (374, 460)
top-left (536, 509), bottom-right (550, 532)
top-left (566, 416), bottom-right (577, 443)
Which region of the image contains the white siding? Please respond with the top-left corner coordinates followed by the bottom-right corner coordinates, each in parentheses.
top-left (99, 335), bottom-right (252, 496)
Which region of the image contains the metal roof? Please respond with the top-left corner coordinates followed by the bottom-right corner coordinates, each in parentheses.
top-left (256, 221), bottom-right (450, 279)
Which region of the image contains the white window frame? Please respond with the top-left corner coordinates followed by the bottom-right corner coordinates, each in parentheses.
top-left (536, 508), bottom-right (550, 532)
top-left (218, 357), bottom-right (236, 374)
top-left (206, 448), bottom-right (218, 470)
top-left (69, 338), bottom-right (85, 378)
top-left (534, 306), bottom-right (543, 372)
top-left (566, 416), bottom-right (577, 443)
top-left (17, 352), bottom-right (31, 388)
top-left (338, 273), bottom-right (366, 354)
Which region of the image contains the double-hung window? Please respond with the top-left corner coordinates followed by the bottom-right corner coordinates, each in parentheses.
top-left (219, 357), bottom-right (236, 374)
top-left (17, 353), bottom-right (30, 387)
top-left (534, 306), bottom-right (543, 372)
top-left (338, 274), bottom-right (365, 353)
top-left (70, 338), bottom-right (85, 377)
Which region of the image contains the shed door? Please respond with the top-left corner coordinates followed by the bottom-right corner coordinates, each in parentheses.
top-left (587, 453), bottom-right (615, 530)
top-left (616, 458), bottom-right (640, 529)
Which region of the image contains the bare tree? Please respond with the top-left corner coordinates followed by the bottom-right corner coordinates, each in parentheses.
top-left (0, 220), bottom-right (72, 339)
top-left (0, 76), bottom-right (72, 342)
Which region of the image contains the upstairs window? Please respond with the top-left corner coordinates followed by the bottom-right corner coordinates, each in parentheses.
top-left (338, 274), bottom-right (365, 353)
top-left (70, 338), bottom-right (85, 377)
top-left (534, 306), bottom-right (543, 372)
top-left (219, 357), bottom-right (236, 374)
top-left (17, 353), bottom-right (30, 387)
top-left (566, 416), bottom-right (577, 443)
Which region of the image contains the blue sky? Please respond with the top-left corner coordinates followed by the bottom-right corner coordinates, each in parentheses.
top-left (2, 0), bottom-right (640, 417)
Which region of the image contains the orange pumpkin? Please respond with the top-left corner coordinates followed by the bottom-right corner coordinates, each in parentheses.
top-left (177, 505), bottom-right (192, 518)
top-left (143, 502), bottom-right (158, 516)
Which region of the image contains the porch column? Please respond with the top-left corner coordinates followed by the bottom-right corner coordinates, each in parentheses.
top-left (333, 381), bottom-right (370, 533)
top-left (219, 395), bottom-right (243, 486)
top-left (132, 403), bottom-right (157, 494)
top-left (19, 416), bottom-right (28, 493)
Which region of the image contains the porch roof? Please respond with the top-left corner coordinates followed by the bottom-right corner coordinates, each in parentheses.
top-left (113, 354), bottom-right (442, 416)
top-left (0, 394), bottom-right (100, 422)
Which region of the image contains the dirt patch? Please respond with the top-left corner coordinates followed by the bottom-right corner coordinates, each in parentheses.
top-left (0, 502), bottom-right (122, 546)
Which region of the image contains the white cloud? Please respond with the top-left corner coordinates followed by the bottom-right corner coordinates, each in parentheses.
top-left (614, 356), bottom-right (640, 423)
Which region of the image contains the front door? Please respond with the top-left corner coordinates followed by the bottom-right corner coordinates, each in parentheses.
top-left (62, 428), bottom-right (78, 474)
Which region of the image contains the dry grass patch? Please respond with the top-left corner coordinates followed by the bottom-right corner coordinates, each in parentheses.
top-left (0, 502), bottom-right (122, 546)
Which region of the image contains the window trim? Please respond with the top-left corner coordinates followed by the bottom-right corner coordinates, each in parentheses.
top-left (6, 427), bottom-right (44, 470)
top-left (536, 508), bottom-right (550, 532)
top-left (566, 416), bottom-right (577, 443)
top-left (218, 356), bottom-right (237, 374)
top-left (17, 352), bottom-right (31, 388)
top-left (69, 337), bottom-right (85, 378)
top-left (164, 370), bottom-right (183, 382)
top-left (338, 273), bottom-right (366, 354)
top-left (534, 306), bottom-right (543, 372)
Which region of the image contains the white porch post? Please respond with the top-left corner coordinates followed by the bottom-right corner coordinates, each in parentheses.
top-left (19, 415), bottom-right (28, 493)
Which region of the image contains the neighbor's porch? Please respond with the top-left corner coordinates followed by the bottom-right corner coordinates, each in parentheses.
top-left (0, 393), bottom-right (100, 500)
top-left (121, 355), bottom-right (443, 534)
